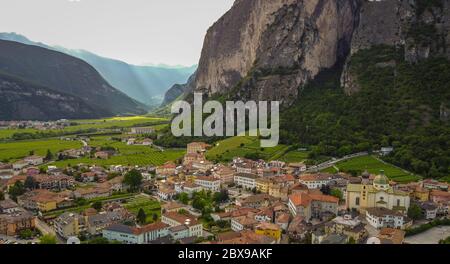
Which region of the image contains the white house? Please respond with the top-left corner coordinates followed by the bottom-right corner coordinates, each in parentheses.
top-left (102, 222), bottom-right (169, 244)
top-left (234, 173), bottom-right (259, 189)
top-left (299, 174), bottom-right (333, 189)
top-left (365, 207), bottom-right (408, 229)
top-left (194, 176), bottom-right (221, 192)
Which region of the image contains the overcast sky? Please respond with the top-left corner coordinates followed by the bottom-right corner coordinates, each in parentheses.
top-left (0, 0), bottom-right (234, 66)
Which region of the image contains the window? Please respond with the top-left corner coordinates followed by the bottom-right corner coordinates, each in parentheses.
top-left (355, 197), bottom-right (360, 206)
top-left (397, 199), bottom-right (400, 207)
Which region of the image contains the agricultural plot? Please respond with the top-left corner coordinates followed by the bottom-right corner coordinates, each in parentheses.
top-left (323, 155), bottom-right (422, 183)
top-left (0, 139), bottom-right (82, 162)
top-left (50, 136), bottom-right (185, 167)
top-left (64, 116), bottom-right (168, 132)
top-left (206, 136), bottom-right (288, 162)
top-left (124, 195), bottom-right (161, 224)
top-left (279, 150), bottom-right (310, 163)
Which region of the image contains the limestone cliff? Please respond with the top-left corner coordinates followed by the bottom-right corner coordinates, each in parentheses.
top-left (163, 0), bottom-right (450, 105)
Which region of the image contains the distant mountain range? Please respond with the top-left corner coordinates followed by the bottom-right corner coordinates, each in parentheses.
top-left (0, 33), bottom-right (197, 107)
top-left (0, 39), bottom-right (147, 120)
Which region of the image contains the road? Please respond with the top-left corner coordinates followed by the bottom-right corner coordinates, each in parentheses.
top-left (35, 216), bottom-right (65, 244)
top-left (305, 152), bottom-right (369, 172)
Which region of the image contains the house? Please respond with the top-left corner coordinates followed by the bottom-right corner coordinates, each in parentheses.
top-left (324, 215), bottom-right (367, 242)
top-left (73, 186), bottom-right (111, 200)
top-left (380, 147), bottom-right (394, 156)
top-left (0, 199), bottom-right (20, 214)
top-left (287, 215), bottom-right (309, 241)
top-left (231, 216), bottom-right (258, 232)
top-left (299, 173), bottom-right (333, 189)
top-left (420, 202), bottom-right (438, 220)
top-left (85, 211), bottom-right (129, 236)
top-left (422, 179), bottom-right (449, 191)
top-left (162, 202), bottom-right (189, 213)
top-left (213, 165), bottom-right (235, 184)
top-left (94, 151), bottom-right (110, 160)
top-left (130, 127), bottom-right (155, 135)
top-left (194, 176), bottom-right (220, 192)
top-left (254, 222), bottom-right (282, 242)
top-left (430, 190), bottom-right (450, 203)
top-left (414, 186), bottom-right (430, 202)
top-left (54, 212), bottom-right (84, 239)
top-left (181, 182), bottom-right (203, 197)
top-left (24, 155), bottom-right (44, 166)
top-left (0, 164), bottom-right (13, 180)
top-left (287, 163), bottom-right (307, 174)
top-left (156, 162), bottom-right (177, 176)
top-left (255, 178), bottom-right (271, 194)
top-left (288, 193), bottom-right (339, 221)
top-left (157, 187), bottom-right (177, 201)
top-left (141, 138), bottom-right (153, 146)
top-left (215, 230), bottom-right (276, 244)
top-left (376, 228), bottom-right (406, 244)
top-left (234, 173), bottom-right (259, 189)
top-left (275, 213), bottom-right (290, 230)
top-left (236, 194), bottom-right (278, 209)
top-left (365, 207), bottom-right (410, 230)
top-left (161, 212), bottom-right (203, 238)
top-left (183, 152), bottom-right (205, 166)
top-left (186, 142), bottom-right (209, 154)
top-left (103, 222), bottom-right (169, 244)
top-left (0, 209), bottom-right (36, 236)
top-left (12, 160), bottom-right (28, 171)
top-left (34, 174), bottom-right (75, 190)
top-left (18, 189), bottom-right (72, 212)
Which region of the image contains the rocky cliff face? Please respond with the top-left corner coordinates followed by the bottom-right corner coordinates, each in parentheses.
top-left (165, 0), bottom-right (450, 105)
top-left (342, 0), bottom-right (450, 94)
top-left (191, 0), bottom-right (359, 105)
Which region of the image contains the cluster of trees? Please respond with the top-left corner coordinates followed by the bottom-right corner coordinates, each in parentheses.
top-left (280, 45), bottom-right (450, 180)
top-left (405, 218), bottom-right (450, 236)
top-left (123, 169), bottom-right (143, 192)
top-left (10, 128), bottom-right (96, 141)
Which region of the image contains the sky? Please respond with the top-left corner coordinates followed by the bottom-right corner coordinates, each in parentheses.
top-left (0, 0), bottom-right (235, 66)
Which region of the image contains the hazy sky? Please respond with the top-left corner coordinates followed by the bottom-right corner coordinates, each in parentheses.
top-left (0, 0), bottom-right (234, 66)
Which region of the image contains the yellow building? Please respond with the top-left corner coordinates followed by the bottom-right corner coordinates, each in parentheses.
top-left (346, 172), bottom-right (410, 214)
top-left (414, 186), bottom-right (430, 202)
top-left (255, 222), bottom-right (281, 241)
top-left (256, 178), bottom-right (271, 194)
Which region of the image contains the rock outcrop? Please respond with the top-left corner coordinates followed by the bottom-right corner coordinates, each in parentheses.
top-left (163, 0), bottom-right (450, 105)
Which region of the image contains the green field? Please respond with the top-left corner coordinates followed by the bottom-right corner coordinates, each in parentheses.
top-left (322, 155), bottom-right (422, 183)
top-left (50, 136), bottom-right (185, 167)
top-left (124, 195), bottom-right (162, 223)
top-left (0, 139), bottom-right (82, 162)
top-left (279, 150), bottom-right (310, 163)
top-left (0, 116), bottom-right (169, 140)
top-left (206, 136), bottom-right (289, 162)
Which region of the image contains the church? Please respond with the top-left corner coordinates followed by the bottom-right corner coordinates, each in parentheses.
top-left (346, 171), bottom-right (410, 214)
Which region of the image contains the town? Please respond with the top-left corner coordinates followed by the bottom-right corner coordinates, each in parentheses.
top-left (1, 139), bottom-right (449, 245)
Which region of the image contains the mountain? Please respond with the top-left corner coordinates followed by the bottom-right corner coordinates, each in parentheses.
top-left (0, 40), bottom-right (147, 120)
top-left (161, 0), bottom-right (450, 180)
top-left (0, 71), bottom-right (103, 120)
top-left (0, 33), bottom-right (197, 107)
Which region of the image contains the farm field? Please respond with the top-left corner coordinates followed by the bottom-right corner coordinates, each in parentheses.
top-left (0, 139), bottom-right (82, 162)
top-left (124, 195), bottom-right (162, 224)
top-left (279, 150), bottom-right (310, 163)
top-left (323, 155), bottom-right (422, 183)
top-left (50, 136), bottom-right (185, 167)
top-left (206, 136), bottom-right (289, 162)
top-left (0, 116), bottom-right (168, 140)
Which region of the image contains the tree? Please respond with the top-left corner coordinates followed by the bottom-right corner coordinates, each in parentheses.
top-left (152, 213), bottom-right (158, 222)
top-left (29, 150), bottom-right (35, 156)
top-left (137, 208), bottom-right (147, 224)
top-left (24, 176), bottom-right (37, 190)
top-left (407, 203), bottom-right (423, 221)
top-left (330, 188), bottom-right (343, 201)
top-left (45, 149), bottom-right (54, 161)
top-left (39, 234), bottom-right (57, 244)
top-left (91, 201), bottom-right (102, 211)
top-left (9, 181), bottom-right (26, 201)
top-left (178, 193), bottom-right (189, 205)
top-left (347, 237), bottom-right (356, 244)
top-left (213, 190), bottom-right (229, 203)
top-left (0, 190), bottom-right (4, 201)
top-left (320, 185), bottom-right (331, 195)
top-left (19, 229), bottom-right (33, 240)
top-left (123, 169), bottom-right (143, 192)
